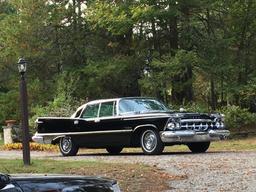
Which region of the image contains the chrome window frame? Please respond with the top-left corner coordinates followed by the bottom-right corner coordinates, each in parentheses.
top-left (78, 99), bottom-right (120, 120)
top-left (98, 101), bottom-right (116, 117)
top-left (80, 103), bottom-right (100, 120)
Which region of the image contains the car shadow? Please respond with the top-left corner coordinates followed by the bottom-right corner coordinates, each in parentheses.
top-left (47, 150), bottom-right (240, 158)
top-left (70, 150), bottom-right (235, 157)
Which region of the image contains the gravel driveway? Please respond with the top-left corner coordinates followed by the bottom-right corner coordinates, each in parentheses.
top-left (1, 150), bottom-right (255, 192)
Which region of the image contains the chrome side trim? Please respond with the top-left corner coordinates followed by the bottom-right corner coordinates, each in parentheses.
top-left (35, 119), bottom-right (44, 124)
top-left (39, 112), bottom-right (169, 122)
top-left (123, 116), bottom-right (168, 121)
top-left (35, 129), bottom-right (133, 137)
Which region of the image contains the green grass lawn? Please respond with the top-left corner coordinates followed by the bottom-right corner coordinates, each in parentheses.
top-left (0, 159), bottom-right (174, 192)
top-left (0, 139), bottom-right (3, 146)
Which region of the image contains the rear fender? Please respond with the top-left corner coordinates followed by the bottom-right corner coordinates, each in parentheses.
top-left (52, 136), bottom-right (65, 145)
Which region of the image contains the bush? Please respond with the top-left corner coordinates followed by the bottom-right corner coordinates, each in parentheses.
top-left (1, 142), bottom-right (58, 152)
top-left (29, 94), bottom-right (84, 131)
top-left (11, 125), bottom-right (23, 142)
top-left (221, 105), bottom-right (256, 131)
top-left (0, 90), bottom-right (20, 125)
top-left (29, 71), bottom-right (86, 131)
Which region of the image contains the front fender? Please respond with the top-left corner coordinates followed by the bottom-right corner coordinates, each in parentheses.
top-left (133, 124), bottom-right (158, 132)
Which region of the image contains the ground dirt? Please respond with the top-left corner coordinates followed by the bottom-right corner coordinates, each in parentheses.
top-left (0, 149), bottom-right (255, 192)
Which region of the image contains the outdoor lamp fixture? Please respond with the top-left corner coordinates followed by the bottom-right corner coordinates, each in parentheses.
top-left (17, 58), bottom-right (27, 74)
top-left (17, 57), bottom-right (31, 166)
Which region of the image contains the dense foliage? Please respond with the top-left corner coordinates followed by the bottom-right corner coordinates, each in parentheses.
top-left (0, 0), bottom-right (255, 130)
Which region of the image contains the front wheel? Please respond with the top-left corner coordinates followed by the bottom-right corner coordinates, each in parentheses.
top-left (106, 147), bottom-right (123, 155)
top-left (140, 129), bottom-right (164, 155)
top-left (187, 142), bottom-right (210, 153)
top-left (59, 136), bottom-right (79, 156)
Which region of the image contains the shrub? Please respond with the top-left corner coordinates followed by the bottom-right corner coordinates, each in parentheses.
top-left (11, 125), bottom-right (23, 142)
top-left (221, 105), bottom-right (256, 131)
top-left (1, 142), bottom-right (58, 152)
top-left (0, 91), bottom-right (20, 125)
top-left (29, 94), bottom-right (84, 132)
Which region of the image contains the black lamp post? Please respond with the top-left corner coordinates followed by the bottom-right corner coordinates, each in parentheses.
top-left (17, 58), bottom-right (31, 166)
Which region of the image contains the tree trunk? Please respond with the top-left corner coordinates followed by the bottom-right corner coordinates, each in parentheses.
top-left (169, 16), bottom-right (178, 56)
top-left (170, 5), bottom-right (193, 105)
top-left (210, 78), bottom-right (217, 110)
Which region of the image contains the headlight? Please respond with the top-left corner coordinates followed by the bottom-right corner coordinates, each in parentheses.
top-left (167, 122), bottom-right (176, 129)
top-left (216, 121), bottom-right (225, 129)
top-left (112, 184), bottom-right (121, 192)
top-left (167, 121), bottom-right (181, 130)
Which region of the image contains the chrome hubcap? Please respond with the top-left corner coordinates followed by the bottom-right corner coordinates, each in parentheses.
top-left (143, 131), bottom-right (157, 152)
top-left (61, 137), bottom-right (72, 152)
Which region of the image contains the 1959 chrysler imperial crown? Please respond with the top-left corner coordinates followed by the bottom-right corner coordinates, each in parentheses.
top-left (32, 97), bottom-right (230, 156)
top-left (0, 173), bottom-right (120, 192)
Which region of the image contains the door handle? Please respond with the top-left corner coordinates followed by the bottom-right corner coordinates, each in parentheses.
top-left (94, 119), bottom-right (100, 123)
top-left (74, 120), bottom-right (79, 125)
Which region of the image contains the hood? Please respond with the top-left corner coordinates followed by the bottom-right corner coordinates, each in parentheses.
top-left (175, 112), bottom-right (213, 119)
top-left (11, 174), bottom-right (116, 192)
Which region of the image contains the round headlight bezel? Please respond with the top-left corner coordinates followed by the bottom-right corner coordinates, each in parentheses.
top-left (215, 120), bottom-right (225, 129)
top-left (166, 119), bottom-right (181, 130)
top-left (167, 122), bottom-right (176, 129)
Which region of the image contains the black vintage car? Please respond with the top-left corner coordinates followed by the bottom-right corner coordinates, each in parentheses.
top-left (0, 174), bottom-right (120, 192)
top-left (32, 97), bottom-right (230, 156)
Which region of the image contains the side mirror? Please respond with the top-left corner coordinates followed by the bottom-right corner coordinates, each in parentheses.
top-left (179, 108), bottom-right (185, 112)
top-left (0, 174), bottom-right (10, 189)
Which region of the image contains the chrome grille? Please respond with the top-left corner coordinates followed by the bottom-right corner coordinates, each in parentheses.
top-left (180, 121), bottom-right (216, 131)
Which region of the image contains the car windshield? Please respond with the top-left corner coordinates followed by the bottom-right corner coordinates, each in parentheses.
top-left (119, 98), bottom-right (169, 115)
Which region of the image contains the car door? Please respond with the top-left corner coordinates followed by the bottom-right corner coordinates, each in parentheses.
top-left (73, 103), bottom-right (102, 147)
top-left (96, 101), bottom-right (132, 146)
top-left (75, 101), bottom-right (132, 147)
top-left (79, 103), bottom-right (100, 132)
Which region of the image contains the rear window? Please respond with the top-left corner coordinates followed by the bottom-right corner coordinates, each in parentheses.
top-left (99, 102), bottom-right (115, 117)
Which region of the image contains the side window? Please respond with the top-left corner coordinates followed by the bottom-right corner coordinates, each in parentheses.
top-left (75, 108), bottom-right (83, 118)
top-left (81, 104), bottom-right (99, 119)
top-left (99, 102), bottom-right (115, 117)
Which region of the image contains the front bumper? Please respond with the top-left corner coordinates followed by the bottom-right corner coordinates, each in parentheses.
top-left (160, 129), bottom-right (230, 143)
